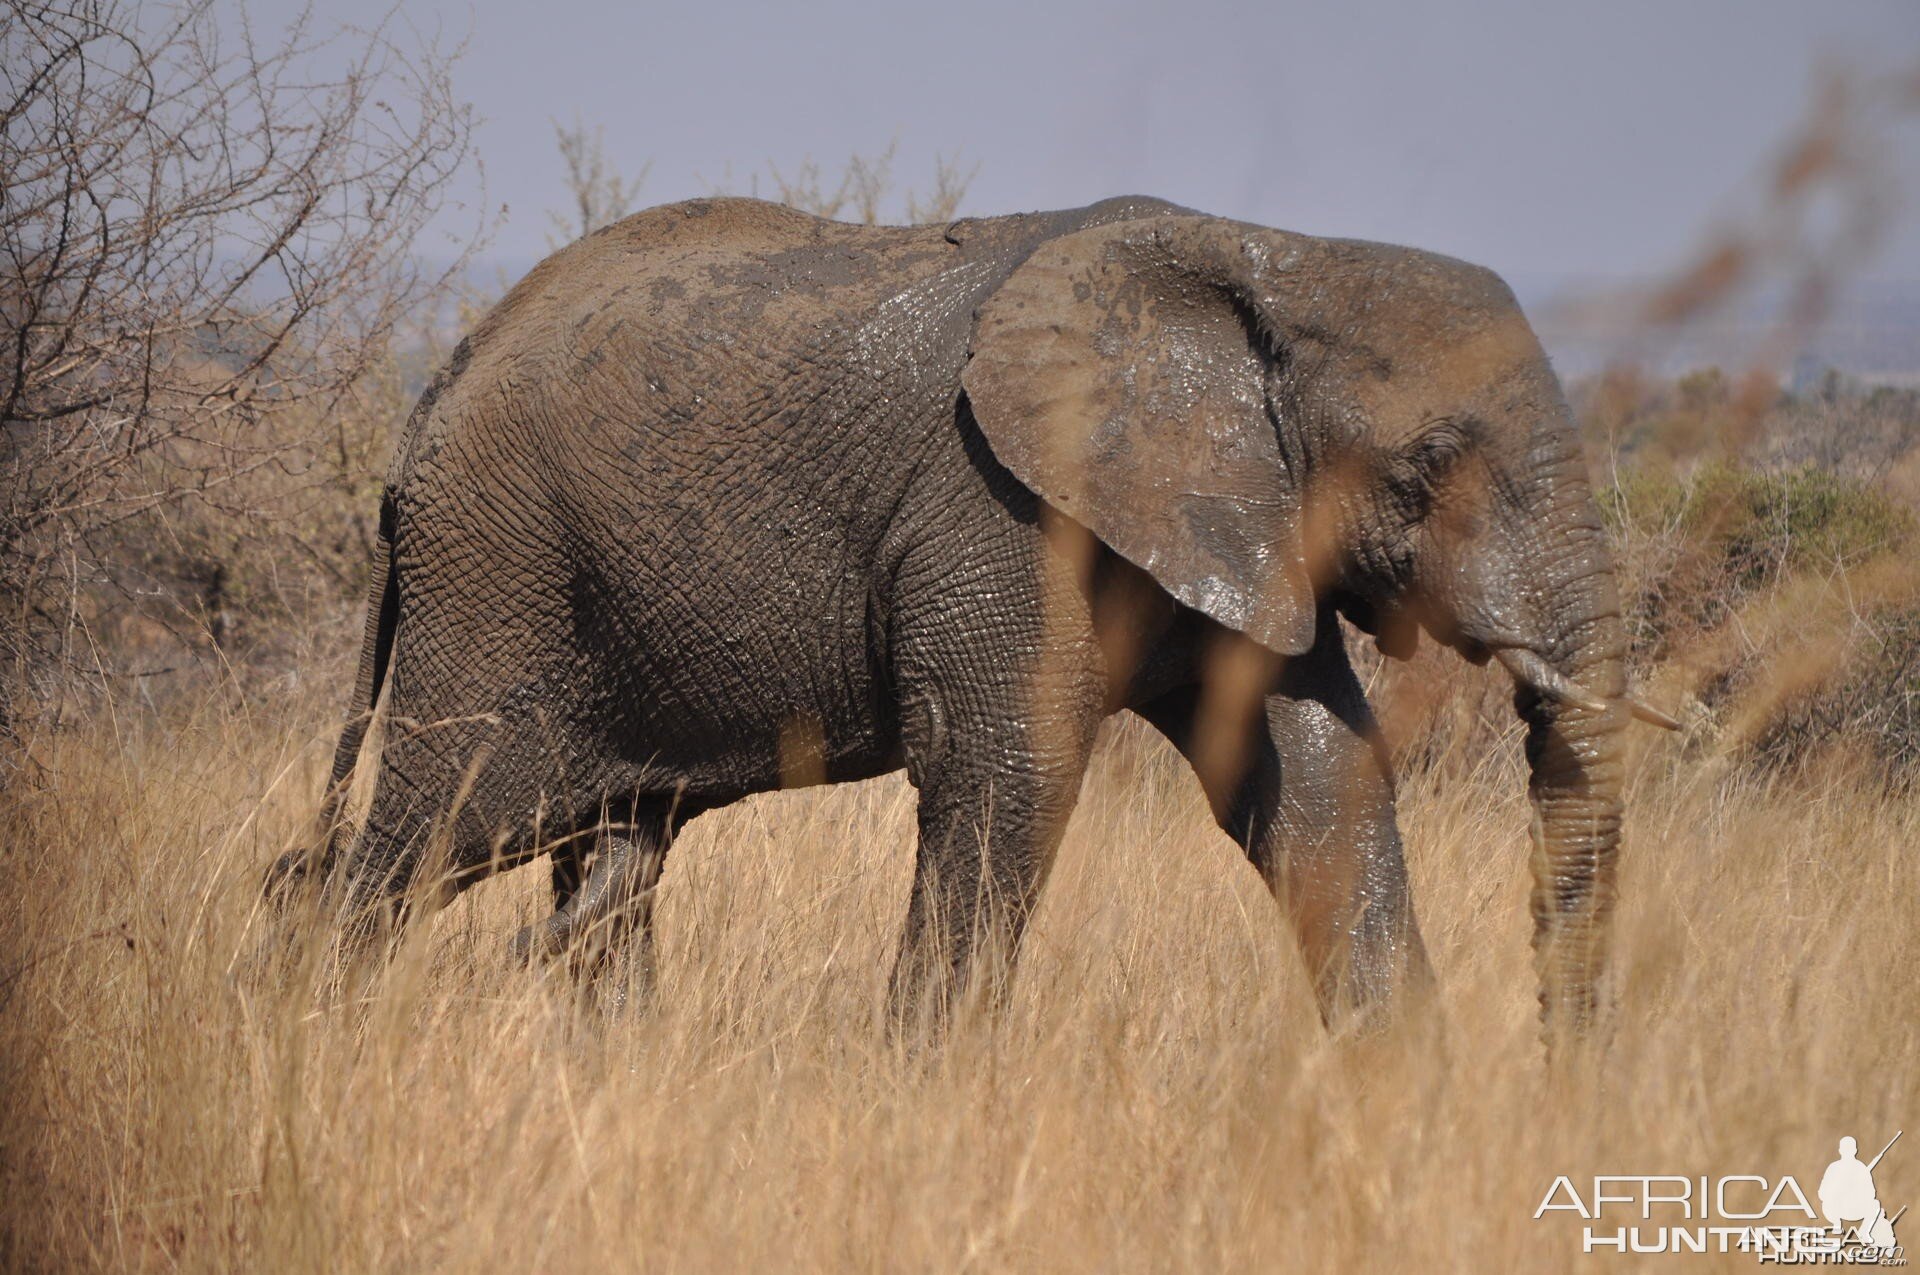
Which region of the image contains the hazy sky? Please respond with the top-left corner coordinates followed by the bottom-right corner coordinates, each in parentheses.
top-left (260, 0), bottom-right (1920, 289)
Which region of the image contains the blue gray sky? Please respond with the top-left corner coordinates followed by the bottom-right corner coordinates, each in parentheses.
top-left (266, 0), bottom-right (1920, 292)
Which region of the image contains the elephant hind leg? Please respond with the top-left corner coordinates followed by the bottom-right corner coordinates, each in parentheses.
top-left (550, 842), bottom-right (586, 913)
top-left (512, 800), bottom-right (696, 990)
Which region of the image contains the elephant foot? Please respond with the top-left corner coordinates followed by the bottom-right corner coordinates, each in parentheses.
top-left (508, 912), bottom-right (571, 966)
top-left (509, 904), bottom-right (655, 980)
top-left (590, 949), bottom-right (657, 1015)
top-left (511, 917), bottom-right (656, 1018)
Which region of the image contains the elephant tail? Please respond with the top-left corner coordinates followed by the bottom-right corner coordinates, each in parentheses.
top-left (318, 488), bottom-right (401, 840)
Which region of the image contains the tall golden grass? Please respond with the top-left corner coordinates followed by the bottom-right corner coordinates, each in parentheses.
top-left (3, 661), bottom-right (1914, 1272)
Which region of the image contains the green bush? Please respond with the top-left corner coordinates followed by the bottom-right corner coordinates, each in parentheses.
top-left (1596, 458), bottom-right (1920, 783)
top-left (1601, 462), bottom-right (1913, 660)
top-left (1604, 462), bottom-right (1911, 582)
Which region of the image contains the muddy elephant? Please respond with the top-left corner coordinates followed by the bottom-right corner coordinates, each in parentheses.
top-left (272, 195), bottom-right (1672, 1034)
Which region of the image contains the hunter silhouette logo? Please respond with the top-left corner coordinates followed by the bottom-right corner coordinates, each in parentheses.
top-left (1534, 1129), bottom-right (1908, 1262)
top-left (1820, 1133), bottom-right (1902, 1252)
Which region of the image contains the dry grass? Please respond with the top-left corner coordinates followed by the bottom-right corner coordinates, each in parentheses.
top-left (2, 675), bottom-right (1915, 1273)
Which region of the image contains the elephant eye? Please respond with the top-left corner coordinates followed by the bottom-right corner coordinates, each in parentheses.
top-left (1381, 418), bottom-right (1481, 528)
top-left (1404, 418), bottom-right (1479, 477)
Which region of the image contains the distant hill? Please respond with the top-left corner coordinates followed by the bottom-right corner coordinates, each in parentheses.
top-left (1516, 275), bottom-right (1920, 384)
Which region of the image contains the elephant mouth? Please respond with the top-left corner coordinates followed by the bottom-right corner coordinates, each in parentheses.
top-left (1404, 621), bottom-right (1679, 737)
top-left (1331, 588), bottom-right (1496, 666)
top-left (1334, 590), bottom-right (1676, 731)
top-left (1331, 590), bottom-right (1420, 660)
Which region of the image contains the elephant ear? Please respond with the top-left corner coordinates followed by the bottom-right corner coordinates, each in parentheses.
top-left (962, 215), bottom-right (1318, 656)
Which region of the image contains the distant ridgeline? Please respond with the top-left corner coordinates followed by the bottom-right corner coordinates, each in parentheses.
top-left (1514, 276), bottom-right (1920, 386)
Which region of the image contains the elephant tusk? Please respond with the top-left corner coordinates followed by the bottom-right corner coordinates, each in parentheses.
top-left (1493, 647), bottom-right (1610, 712)
top-left (1494, 647), bottom-right (1685, 731)
top-left (1628, 698), bottom-right (1682, 731)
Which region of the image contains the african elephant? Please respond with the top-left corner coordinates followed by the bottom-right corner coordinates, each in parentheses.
top-left (271, 195), bottom-right (1673, 1034)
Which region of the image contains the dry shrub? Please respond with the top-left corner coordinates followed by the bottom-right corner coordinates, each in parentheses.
top-left (1648, 551), bottom-right (1920, 787)
top-left (1587, 378), bottom-right (1920, 785)
top-left (2, 0), bottom-right (477, 725)
top-left (713, 141), bottom-right (977, 227)
top-left (1604, 458), bottom-right (1913, 656)
top-left (1752, 598), bottom-right (1920, 777)
top-left (61, 351), bottom-right (425, 705)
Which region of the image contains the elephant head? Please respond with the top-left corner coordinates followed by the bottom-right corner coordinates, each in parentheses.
top-left (962, 214), bottom-right (1671, 1032)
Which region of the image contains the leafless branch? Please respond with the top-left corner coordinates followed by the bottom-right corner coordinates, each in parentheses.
top-left (1, 0), bottom-right (481, 720)
top-left (546, 116), bottom-right (646, 246)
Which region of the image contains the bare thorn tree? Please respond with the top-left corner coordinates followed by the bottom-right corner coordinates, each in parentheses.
top-left (905, 152), bottom-right (980, 226)
top-left (547, 117), bottom-right (647, 245)
top-left (0, 0), bottom-right (480, 724)
top-left (763, 142), bottom-right (975, 226)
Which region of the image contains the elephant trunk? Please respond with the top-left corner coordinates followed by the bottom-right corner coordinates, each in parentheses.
top-left (1497, 458), bottom-right (1631, 1036)
top-left (1520, 665), bottom-right (1628, 1035)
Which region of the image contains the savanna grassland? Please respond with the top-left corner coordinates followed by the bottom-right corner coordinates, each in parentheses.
top-left (9, 5), bottom-right (1920, 1269)
top-left (3, 373), bottom-right (1919, 1273)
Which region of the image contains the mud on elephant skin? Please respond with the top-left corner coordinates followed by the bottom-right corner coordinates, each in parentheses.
top-left (269, 194), bottom-right (1675, 1038)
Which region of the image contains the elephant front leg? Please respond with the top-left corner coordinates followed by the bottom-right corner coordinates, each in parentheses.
top-left (1140, 622), bottom-right (1432, 1027)
top-left (1258, 683), bottom-right (1433, 1024)
top-left (888, 741), bottom-right (1096, 1034)
top-left (885, 612), bottom-right (1105, 1034)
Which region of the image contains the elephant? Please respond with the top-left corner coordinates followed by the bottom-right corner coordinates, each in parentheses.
top-left (270, 194), bottom-right (1675, 1035)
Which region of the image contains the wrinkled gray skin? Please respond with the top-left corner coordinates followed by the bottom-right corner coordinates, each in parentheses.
top-left (271, 196), bottom-right (1639, 1035)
